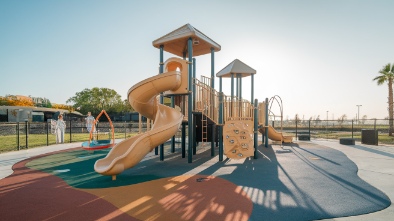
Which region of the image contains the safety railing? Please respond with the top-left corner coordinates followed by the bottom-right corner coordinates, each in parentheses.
top-left (222, 96), bottom-right (254, 122)
top-left (194, 78), bottom-right (220, 123)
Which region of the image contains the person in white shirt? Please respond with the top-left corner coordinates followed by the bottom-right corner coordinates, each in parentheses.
top-left (55, 114), bottom-right (66, 143)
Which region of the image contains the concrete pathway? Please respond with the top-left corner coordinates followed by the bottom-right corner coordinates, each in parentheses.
top-left (313, 139), bottom-right (394, 221)
top-left (0, 140), bottom-right (124, 179)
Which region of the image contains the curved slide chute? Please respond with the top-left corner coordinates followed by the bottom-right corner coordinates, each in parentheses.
top-left (94, 71), bottom-right (183, 177)
top-left (259, 125), bottom-right (292, 143)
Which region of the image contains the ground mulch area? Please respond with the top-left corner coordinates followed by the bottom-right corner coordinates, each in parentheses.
top-left (0, 152), bottom-right (136, 221)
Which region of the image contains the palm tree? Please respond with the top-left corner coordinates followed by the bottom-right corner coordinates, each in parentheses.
top-left (373, 63), bottom-right (394, 136)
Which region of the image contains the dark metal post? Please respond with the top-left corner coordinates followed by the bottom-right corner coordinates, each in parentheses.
top-left (254, 99), bottom-right (258, 159)
top-left (211, 47), bottom-right (215, 89)
top-left (296, 118), bottom-right (298, 141)
top-left (236, 76), bottom-right (239, 98)
top-left (352, 120), bottom-right (354, 138)
top-left (231, 73), bottom-right (234, 117)
top-left (264, 98), bottom-right (269, 148)
top-left (210, 48), bottom-right (215, 122)
top-left (193, 115), bottom-right (197, 155)
top-left (374, 119), bottom-right (376, 131)
top-left (211, 124), bottom-right (215, 156)
top-left (69, 120), bottom-right (72, 143)
top-left (25, 120), bottom-right (28, 149)
top-left (308, 120), bottom-right (311, 139)
top-left (219, 76), bottom-right (223, 161)
top-left (237, 73), bottom-right (242, 117)
top-left (171, 96), bottom-right (175, 153)
top-left (239, 74), bottom-right (242, 100)
top-left (193, 58), bottom-right (197, 154)
top-left (193, 58), bottom-right (196, 112)
top-left (124, 121), bottom-right (126, 139)
top-left (182, 122), bottom-right (186, 158)
top-left (187, 37), bottom-right (193, 163)
top-left (251, 74), bottom-right (254, 104)
top-left (46, 120), bottom-right (49, 146)
top-left (17, 122), bottom-right (20, 150)
top-left (159, 45), bottom-right (164, 161)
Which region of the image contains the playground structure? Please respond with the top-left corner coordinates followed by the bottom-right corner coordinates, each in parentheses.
top-left (95, 24), bottom-right (292, 179)
top-left (81, 110), bottom-right (115, 150)
top-left (259, 95), bottom-right (293, 143)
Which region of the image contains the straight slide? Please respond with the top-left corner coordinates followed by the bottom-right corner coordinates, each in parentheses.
top-left (94, 71), bottom-right (183, 176)
top-left (259, 125), bottom-right (292, 143)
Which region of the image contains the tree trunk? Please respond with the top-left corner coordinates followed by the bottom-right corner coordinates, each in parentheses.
top-left (389, 79), bottom-right (393, 136)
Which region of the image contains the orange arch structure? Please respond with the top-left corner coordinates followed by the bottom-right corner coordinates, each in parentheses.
top-left (82, 110), bottom-right (115, 150)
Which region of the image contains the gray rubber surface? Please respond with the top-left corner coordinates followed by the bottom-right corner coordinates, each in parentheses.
top-left (120, 141), bottom-right (391, 220)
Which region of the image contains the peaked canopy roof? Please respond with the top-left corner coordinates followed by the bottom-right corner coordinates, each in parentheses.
top-left (152, 23), bottom-right (221, 57)
top-left (216, 59), bottom-right (256, 78)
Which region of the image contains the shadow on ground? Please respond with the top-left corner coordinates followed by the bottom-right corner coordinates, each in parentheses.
top-left (26, 142), bottom-right (391, 221)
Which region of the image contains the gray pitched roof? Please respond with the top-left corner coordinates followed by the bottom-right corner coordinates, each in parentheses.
top-left (152, 23), bottom-right (221, 57)
top-left (216, 59), bottom-right (256, 78)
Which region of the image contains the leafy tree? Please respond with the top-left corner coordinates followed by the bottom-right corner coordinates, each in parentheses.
top-left (52, 103), bottom-right (74, 111)
top-left (43, 100), bottom-right (52, 108)
top-left (373, 63), bottom-right (394, 135)
top-left (0, 96), bottom-right (7, 105)
top-left (66, 87), bottom-right (130, 116)
top-left (4, 95), bottom-right (34, 106)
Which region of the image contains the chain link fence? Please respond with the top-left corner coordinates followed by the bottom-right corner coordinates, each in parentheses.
top-left (269, 119), bottom-right (394, 144)
top-left (1, 118), bottom-right (392, 153)
top-left (0, 121), bottom-right (152, 153)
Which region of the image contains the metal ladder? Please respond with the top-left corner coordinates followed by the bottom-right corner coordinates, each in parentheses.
top-left (201, 111), bottom-right (208, 144)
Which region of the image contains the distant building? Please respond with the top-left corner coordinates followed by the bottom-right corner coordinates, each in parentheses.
top-left (31, 97), bottom-right (51, 107)
top-left (0, 106), bottom-right (84, 122)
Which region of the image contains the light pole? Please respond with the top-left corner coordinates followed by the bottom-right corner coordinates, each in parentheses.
top-left (356, 105), bottom-right (362, 124)
top-left (326, 111), bottom-right (329, 139)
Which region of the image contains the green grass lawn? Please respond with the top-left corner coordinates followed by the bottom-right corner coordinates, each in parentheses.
top-left (2, 130), bottom-right (393, 154)
top-left (0, 132), bottom-right (138, 153)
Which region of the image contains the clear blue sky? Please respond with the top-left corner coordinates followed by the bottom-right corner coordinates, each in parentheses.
top-left (1, 0), bottom-right (393, 120)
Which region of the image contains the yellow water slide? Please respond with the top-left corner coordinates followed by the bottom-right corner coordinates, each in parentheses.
top-left (94, 60), bottom-right (186, 178)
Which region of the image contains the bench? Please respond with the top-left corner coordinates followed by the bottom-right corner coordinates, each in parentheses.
top-left (298, 134), bottom-right (310, 141)
top-left (339, 138), bottom-right (355, 145)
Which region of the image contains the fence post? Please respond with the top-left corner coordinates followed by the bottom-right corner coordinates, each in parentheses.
top-left (69, 120), bottom-right (72, 143)
top-left (374, 119), bottom-right (376, 131)
top-left (17, 122), bottom-right (20, 150)
top-left (352, 120), bottom-right (354, 139)
top-left (124, 121), bottom-right (126, 139)
top-left (308, 120), bottom-right (311, 139)
top-left (295, 119), bottom-right (298, 141)
top-left (46, 120), bottom-right (49, 146)
top-left (25, 120), bottom-right (28, 149)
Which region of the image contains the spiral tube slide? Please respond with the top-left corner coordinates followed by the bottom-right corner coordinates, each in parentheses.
top-left (94, 71), bottom-right (183, 177)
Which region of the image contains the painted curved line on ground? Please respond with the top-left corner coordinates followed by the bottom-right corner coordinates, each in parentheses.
top-left (0, 151), bottom-right (136, 221)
